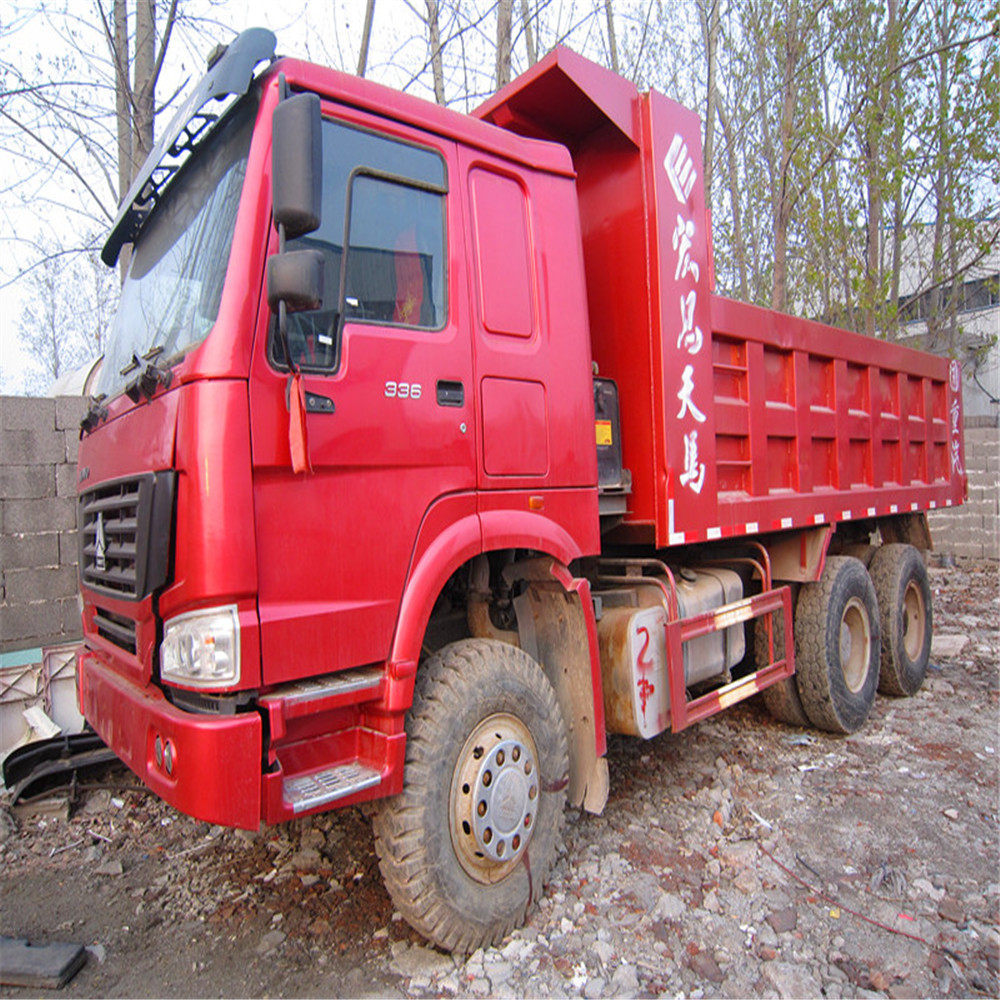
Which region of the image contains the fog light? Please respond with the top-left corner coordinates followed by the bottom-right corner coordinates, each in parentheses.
top-left (163, 741), bottom-right (174, 775)
top-left (154, 735), bottom-right (163, 768)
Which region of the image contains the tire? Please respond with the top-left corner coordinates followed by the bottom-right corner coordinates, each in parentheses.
top-left (372, 639), bottom-right (569, 953)
top-left (869, 544), bottom-right (932, 696)
top-left (839, 543), bottom-right (876, 568)
top-left (757, 607), bottom-right (811, 727)
top-left (794, 556), bottom-right (881, 734)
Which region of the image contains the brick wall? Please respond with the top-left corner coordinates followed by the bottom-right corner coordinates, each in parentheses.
top-left (928, 417), bottom-right (1000, 561)
top-left (1, 396), bottom-right (88, 654)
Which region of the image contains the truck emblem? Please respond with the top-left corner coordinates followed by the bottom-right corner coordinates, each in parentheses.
top-left (664, 133), bottom-right (697, 204)
top-left (95, 512), bottom-right (107, 573)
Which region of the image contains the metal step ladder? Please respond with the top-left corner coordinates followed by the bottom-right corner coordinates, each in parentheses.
top-left (283, 762), bottom-right (382, 814)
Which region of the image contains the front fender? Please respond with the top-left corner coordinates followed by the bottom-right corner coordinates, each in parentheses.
top-left (384, 496), bottom-right (481, 709)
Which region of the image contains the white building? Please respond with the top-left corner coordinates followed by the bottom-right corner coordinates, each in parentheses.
top-left (894, 226), bottom-right (999, 420)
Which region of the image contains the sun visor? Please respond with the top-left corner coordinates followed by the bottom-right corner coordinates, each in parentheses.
top-left (102, 27), bottom-right (276, 266)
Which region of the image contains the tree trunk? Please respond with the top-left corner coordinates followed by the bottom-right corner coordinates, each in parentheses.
top-left (133, 0), bottom-right (155, 168)
top-left (357, 0), bottom-right (375, 77)
top-left (604, 0), bottom-right (619, 74)
top-left (698, 0), bottom-right (720, 199)
top-left (717, 101), bottom-right (748, 300)
top-left (927, 6), bottom-right (952, 354)
top-left (861, 0), bottom-right (898, 338)
top-left (496, 0), bottom-right (513, 88)
top-left (520, 0), bottom-right (536, 66)
top-left (425, 0), bottom-right (446, 104)
top-left (771, 1), bottom-right (800, 312)
top-left (113, 0), bottom-right (130, 205)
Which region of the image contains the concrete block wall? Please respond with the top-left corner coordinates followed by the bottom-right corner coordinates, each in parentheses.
top-left (0, 397), bottom-right (995, 661)
top-left (1, 396), bottom-right (89, 654)
top-left (928, 417), bottom-right (1000, 561)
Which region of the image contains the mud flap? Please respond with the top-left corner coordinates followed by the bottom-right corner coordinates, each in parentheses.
top-left (511, 559), bottom-right (607, 813)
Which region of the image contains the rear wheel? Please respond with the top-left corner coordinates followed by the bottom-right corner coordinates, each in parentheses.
top-left (372, 639), bottom-right (568, 953)
top-left (757, 607), bottom-right (811, 727)
top-left (869, 544), bottom-right (932, 696)
top-left (795, 556), bottom-right (880, 734)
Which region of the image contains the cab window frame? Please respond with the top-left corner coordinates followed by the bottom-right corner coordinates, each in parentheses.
top-left (268, 113), bottom-right (449, 376)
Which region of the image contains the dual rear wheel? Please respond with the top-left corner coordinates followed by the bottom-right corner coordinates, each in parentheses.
top-left (761, 544), bottom-right (931, 733)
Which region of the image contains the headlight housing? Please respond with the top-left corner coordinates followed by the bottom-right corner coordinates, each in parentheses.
top-left (161, 605), bottom-right (240, 687)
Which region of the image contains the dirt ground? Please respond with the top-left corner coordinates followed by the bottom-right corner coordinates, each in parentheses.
top-left (1, 558), bottom-right (997, 999)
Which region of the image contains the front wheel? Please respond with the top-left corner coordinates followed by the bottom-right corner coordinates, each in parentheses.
top-left (372, 639), bottom-right (568, 953)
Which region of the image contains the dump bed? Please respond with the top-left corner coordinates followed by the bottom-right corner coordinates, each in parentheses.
top-left (478, 49), bottom-right (967, 547)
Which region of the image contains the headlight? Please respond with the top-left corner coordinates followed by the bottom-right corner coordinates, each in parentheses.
top-left (161, 605), bottom-right (240, 687)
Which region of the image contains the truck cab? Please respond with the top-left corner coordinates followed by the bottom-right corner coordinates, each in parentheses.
top-left (78, 29), bottom-right (602, 832)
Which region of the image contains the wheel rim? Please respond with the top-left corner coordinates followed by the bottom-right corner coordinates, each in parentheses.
top-left (839, 597), bottom-right (871, 693)
top-left (902, 579), bottom-right (927, 661)
top-left (450, 712), bottom-right (539, 883)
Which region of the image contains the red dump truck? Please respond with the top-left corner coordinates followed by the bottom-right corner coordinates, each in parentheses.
top-left (76, 30), bottom-right (966, 952)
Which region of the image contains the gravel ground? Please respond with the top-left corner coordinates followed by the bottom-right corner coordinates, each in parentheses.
top-left (1, 558), bottom-right (997, 999)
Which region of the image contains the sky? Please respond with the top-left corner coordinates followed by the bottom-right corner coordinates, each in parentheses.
top-left (0, 0), bottom-right (614, 394)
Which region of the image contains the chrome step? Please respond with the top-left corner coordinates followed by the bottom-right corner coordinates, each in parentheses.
top-left (261, 666), bottom-right (383, 708)
top-left (283, 763), bottom-right (382, 813)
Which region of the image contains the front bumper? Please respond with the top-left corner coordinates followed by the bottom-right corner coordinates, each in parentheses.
top-left (77, 646), bottom-right (262, 829)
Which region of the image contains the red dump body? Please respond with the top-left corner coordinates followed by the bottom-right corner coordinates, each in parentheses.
top-left (478, 49), bottom-right (967, 547)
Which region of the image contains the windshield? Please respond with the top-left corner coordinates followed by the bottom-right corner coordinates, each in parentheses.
top-left (97, 95), bottom-right (257, 399)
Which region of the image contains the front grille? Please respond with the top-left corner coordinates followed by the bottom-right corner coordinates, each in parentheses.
top-left (79, 472), bottom-right (175, 601)
top-left (94, 608), bottom-right (138, 654)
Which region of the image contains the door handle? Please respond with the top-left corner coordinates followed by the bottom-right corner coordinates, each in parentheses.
top-left (436, 380), bottom-right (464, 407)
top-left (304, 391), bottom-right (335, 414)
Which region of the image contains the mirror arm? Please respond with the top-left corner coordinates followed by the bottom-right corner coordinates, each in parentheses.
top-left (274, 220), bottom-right (298, 375)
top-left (274, 72), bottom-right (296, 375)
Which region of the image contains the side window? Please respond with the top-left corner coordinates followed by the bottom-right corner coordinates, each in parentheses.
top-left (271, 118), bottom-right (447, 372)
top-left (344, 175), bottom-right (445, 328)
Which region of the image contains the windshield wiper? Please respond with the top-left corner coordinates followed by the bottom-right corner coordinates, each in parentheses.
top-left (79, 394), bottom-right (109, 437)
top-left (124, 346), bottom-right (173, 403)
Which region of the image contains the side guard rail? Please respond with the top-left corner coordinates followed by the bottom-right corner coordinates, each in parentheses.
top-left (666, 586), bottom-right (794, 733)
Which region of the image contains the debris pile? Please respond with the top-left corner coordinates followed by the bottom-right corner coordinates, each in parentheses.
top-left (2, 559), bottom-right (997, 998)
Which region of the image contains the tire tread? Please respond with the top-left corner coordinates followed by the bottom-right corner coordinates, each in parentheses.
top-left (372, 639), bottom-right (568, 953)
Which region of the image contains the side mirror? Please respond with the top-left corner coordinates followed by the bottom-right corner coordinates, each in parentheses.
top-left (267, 250), bottom-right (325, 312)
top-left (272, 93), bottom-right (322, 238)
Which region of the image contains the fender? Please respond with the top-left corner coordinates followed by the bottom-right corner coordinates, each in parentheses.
top-left (478, 508), bottom-right (585, 566)
top-left (767, 525), bottom-right (833, 583)
top-left (509, 556), bottom-right (609, 814)
top-left (386, 497), bottom-right (481, 690)
top-left (390, 502), bottom-right (590, 672)
top-left (384, 502), bottom-right (593, 711)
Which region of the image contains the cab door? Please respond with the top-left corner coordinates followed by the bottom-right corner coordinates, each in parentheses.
top-left (249, 109), bottom-right (474, 685)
